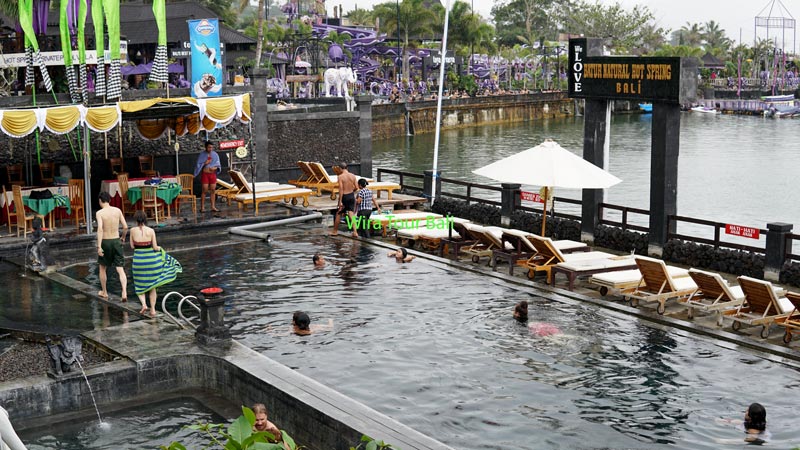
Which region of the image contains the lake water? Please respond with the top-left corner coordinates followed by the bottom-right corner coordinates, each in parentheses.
top-left (373, 112), bottom-right (800, 245)
top-left (67, 231), bottom-right (800, 450)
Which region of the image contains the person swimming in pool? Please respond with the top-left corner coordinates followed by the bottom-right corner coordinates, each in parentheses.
top-left (388, 247), bottom-right (415, 263)
top-left (292, 311), bottom-right (333, 335)
top-left (312, 253), bottom-right (326, 267)
top-left (512, 300), bottom-right (561, 336)
top-left (716, 402), bottom-right (770, 445)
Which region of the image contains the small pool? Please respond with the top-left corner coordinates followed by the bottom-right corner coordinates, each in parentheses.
top-left (18, 397), bottom-right (226, 449)
top-left (0, 261), bottom-right (128, 334)
top-left (65, 229), bottom-right (800, 449)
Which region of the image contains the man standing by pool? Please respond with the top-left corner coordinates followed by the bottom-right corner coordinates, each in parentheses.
top-left (194, 140), bottom-right (221, 212)
top-left (96, 191), bottom-right (128, 302)
top-left (331, 162), bottom-right (357, 236)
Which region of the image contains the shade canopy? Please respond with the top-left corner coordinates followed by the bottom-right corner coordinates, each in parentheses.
top-left (472, 140), bottom-right (621, 189)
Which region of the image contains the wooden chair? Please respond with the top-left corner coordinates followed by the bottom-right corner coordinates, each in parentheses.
top-left (109, 157), bottom-right (124, 175)
top-left (116, 173), bottom-right (135, 215)
top-left (621, 256), bottom-right (698, 314)
top-left (7, 164), bottom-right (25, 187)
top-left (67, 179), bottom-right (86, 230)
top-left (138, 155), bottom-right (157, 178)
top-left (141, 185), bottom-right (164, 224)
top-left (730, 276), bottom-right (795, 338)
top-left (11, 185), bottom-right (35, 237)
top-left (39, 162), bottom-right (55, 185)
top-left (176, 173), bottom-right (196, 215)
top-left (3, 185), bottom-right (14, 233)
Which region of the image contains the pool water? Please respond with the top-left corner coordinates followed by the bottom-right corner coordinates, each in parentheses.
top-left (66, 229), bottom-right (800, 449)
top-left (0, 261), bottom-right (128, 334)
top-left (18, 397), bottom-right (225, 450)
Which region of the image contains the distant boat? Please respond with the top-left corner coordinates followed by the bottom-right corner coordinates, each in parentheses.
top-left (638, 103), bottom-right (652, 113)
top-left (690, 106), bottom-right (720, 114)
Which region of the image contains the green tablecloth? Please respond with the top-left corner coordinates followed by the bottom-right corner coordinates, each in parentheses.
top-left (22, 194), bottom-right (71, 216)
top-left (127, 183), bottom-right (182, 206)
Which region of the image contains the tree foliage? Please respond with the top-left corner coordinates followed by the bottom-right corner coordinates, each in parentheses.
top-left (491, 0), bottom-right (566, 48)
top-left (373, 0), bottom-right (437, 81)
top-left (564, 1), bottom-right (666, 54)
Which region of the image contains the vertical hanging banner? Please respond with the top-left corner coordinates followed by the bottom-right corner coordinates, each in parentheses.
top-left (188, 18), bottom-right (223, 98)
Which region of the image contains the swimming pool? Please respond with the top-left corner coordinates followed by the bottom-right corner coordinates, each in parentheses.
top-left (18, 397), bottom-right (226, 449)
top-left (68, 229), bottom-right (800, 449)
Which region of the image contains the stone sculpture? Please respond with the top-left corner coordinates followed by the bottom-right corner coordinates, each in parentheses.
top-left (28, 217), bottom-right (52, 272)
top-left (323, 67), bottom-right (356, 98)
top-left (45, 335), bottom-right (84, 376)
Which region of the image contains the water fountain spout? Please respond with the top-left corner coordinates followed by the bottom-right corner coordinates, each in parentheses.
top-left (45, 335), bottom-right (83, 377)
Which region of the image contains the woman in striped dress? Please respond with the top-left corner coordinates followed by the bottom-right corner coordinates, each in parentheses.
top-left (129, 210), bottom-right (182, 317)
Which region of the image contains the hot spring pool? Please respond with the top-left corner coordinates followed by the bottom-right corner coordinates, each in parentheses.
top-left (18, 396), bottom-right (227, 449)
top-left (65, 229), bottom-right (800, 450)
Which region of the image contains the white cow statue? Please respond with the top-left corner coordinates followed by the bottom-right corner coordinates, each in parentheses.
top-left (323, 67), bottom-right (357, 98)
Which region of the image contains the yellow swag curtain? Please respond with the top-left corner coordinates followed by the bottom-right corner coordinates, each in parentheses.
top-left (0, 110), bottom-right (38, 137)
top-left (43, 106), bottom-right (82, 135)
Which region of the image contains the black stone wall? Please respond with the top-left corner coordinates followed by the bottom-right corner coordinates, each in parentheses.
top-left (662, 239), bottom-right (764, 279)
top-left (268, 117), bottom-right (359, 171)
top-left (593, 224), bottom-right (649, 254)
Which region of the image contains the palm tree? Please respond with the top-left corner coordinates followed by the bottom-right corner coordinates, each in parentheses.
top-left (678, 22), bottom-right (703, 47)
top-left (346, 7), bottom-right (372, 27)
top-left (443, 1), bottom-right (496, 57)
top-left (237, 0), bottom-right (267, 68)
top-left (702, 20), bottom-right (732, 56)
top-left (373, 0), bottom-right (437, 82)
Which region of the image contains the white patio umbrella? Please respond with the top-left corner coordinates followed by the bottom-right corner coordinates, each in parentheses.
top-left (473, 139), bottom-right (622, 235)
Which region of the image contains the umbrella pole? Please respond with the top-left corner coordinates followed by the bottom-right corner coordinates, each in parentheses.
top-left (541, 186), bottom-right (548, 236)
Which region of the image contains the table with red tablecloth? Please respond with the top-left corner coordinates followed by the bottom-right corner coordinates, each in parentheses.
top-left (100, 176), bottom-right (177, 210)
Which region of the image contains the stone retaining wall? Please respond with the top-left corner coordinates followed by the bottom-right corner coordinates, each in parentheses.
top-left (372, 93), bottom-right (573, 139)
top-left (0, 343), bottom-right (451, 450)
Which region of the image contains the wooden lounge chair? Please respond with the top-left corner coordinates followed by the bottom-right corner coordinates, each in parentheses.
top-left (307, 162), bottom-right (400, 200)
top-left (367, 211), bottom-right (443, 237)
top-left (521, 234), bottom-right (614, 283)
top-left (288, 161), bottom-right (317, 187)
top-left (589, 266), bottom-right (689, 297)
top-left (776, 292), bottom-right (800, 343)
top-left (229, 170), bottom-right (281, 194)
top-left (550, 256), bottom-right (639, 291)
top-left (729, 276), bottom-right (796, 338)
top-left (621, 256), bottom-right (698, 314)
top-left (492, 229), bottom-right (589, 275)
top-left (306, 163), bottom-right (340, 198)
top-left (455, 224), bottom-right (504, 263)
top-left (396, 217), bottom-right (470, 251)
top-left (232, 188), bottom-right (313, 213)
top-left (215, 179), bottom-right (240, 203)
top-left (680, 269), bottom-right (748, 326)
top-left (439, 220), bottom-right (478, 259)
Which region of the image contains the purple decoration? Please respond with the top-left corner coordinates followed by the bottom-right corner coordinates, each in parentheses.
top-left (15, 21), bottom-right (23, 34)
top-left (328, 44), bottom-right (344, 62)
top-left (68, 0), bottom-right (80, 35)
top-left (33, 0), bottom-right (50, 35)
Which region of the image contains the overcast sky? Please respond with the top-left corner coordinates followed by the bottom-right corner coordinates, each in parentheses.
top-left (325, 0), bottom-right (798, 48)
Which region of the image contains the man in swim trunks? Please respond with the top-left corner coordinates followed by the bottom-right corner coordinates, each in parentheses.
top-left (194, 140), bottom-right (221, 212)
top-left (331, 162), bottom-right (357, 236)
top-left (96, 191), bottom-right (128, 302)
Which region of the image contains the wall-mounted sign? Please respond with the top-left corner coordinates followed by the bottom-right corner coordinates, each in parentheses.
top-left (520, 191), bottom-right (544, 203)
top-left (568, 38), bottom-right (696, 103)
top-left (219, 139), bottom-right (245, 149)
top-left (725, 224), bottom-right (760, 239)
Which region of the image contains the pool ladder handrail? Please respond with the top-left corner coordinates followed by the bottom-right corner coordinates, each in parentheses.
top-left (160, 291), bottom-right (201, 329)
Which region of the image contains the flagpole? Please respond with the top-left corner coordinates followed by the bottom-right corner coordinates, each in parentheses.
top-left (431, 0), bottom-right (451, 207)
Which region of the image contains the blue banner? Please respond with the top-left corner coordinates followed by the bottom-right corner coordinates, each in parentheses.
top-left (188, 18), bottom-right (222, 98)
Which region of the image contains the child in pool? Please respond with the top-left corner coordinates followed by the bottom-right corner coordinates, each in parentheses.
top-left (513, 300), bottom-right (562, 336)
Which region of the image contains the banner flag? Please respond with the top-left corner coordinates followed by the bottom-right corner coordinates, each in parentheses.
top-left (188, 18), bottom-right (222, 98)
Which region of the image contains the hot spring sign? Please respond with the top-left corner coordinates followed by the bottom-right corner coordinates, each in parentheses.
top-left (568, 38), bottom-right (697, 104)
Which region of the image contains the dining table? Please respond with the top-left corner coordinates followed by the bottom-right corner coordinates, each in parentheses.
top-left (126, 183), bottom-right (182, 218)
top-left (22, 194), bottom-right (71, 230)
top-left (100, 176), bottom-right (177, 210)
